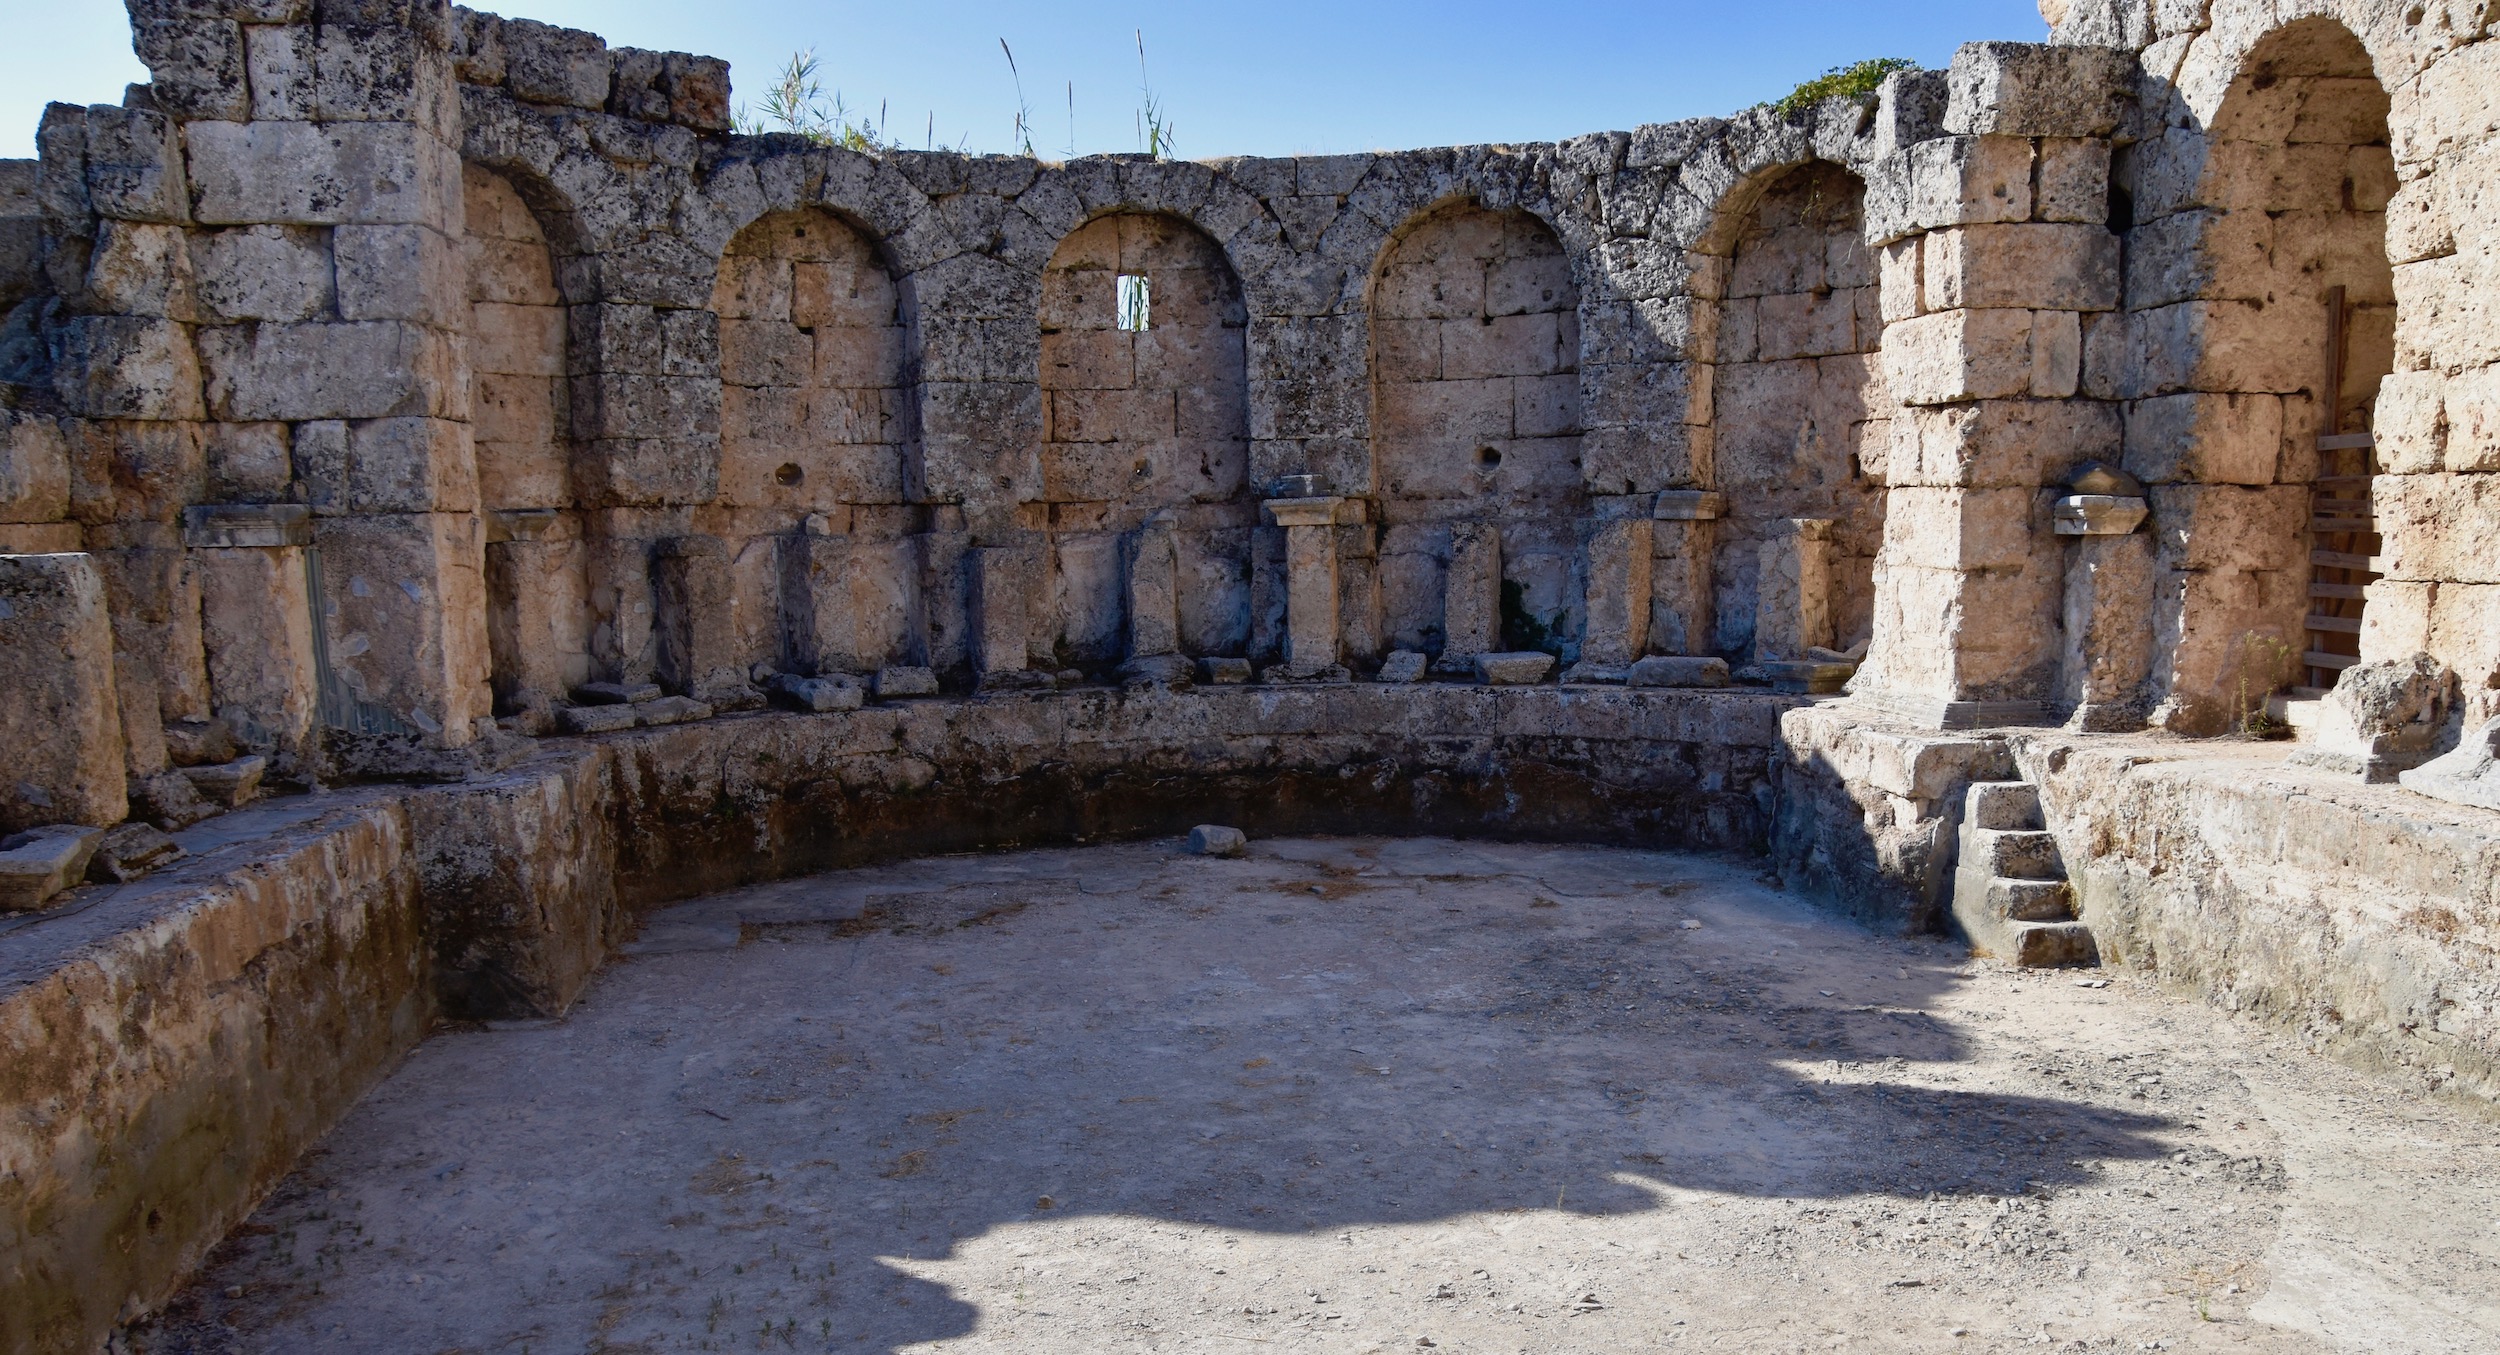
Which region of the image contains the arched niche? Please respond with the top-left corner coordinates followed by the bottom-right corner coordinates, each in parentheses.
top-left (463, 162), bottom-right (589, 717)
top-left (1369, 202), bottom-right (1585, 662)
top-left (713, 207), bottom-right (920, 678)
top-left (2135, 16), bottom-right (2395, 731)
top-left (1705, 161), bottom-right (1889, 665)
top-left (1036, 212), bottom-right (1251, 667)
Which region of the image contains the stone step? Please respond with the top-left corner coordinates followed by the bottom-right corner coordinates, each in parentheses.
top-left (2009, 920), bottom-right (2099, 968)
top-left (1964, 781), bottom-right (2042, 832)
top-left (1987, 877), bottom-right (2075, 922)
top-left (1968, 828), bottom-right (2062, 880)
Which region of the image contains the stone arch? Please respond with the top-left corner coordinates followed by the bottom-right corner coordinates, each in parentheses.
top-left (1368, 199), bottom-right (1586, 664)
top-left (1698, 160), bottom-right (1889, 666)
top-left (463, 161), bottom-right (591, 720)
top-left (2129, 14), bottom-right (2396, 731)
top-left (714, 206), bottom-right (921, 679)
top-left (1036, 210), bottom-right (1252, 668)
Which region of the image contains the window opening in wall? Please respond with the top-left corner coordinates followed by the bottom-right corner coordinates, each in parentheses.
top-left (1116, 273), bottom-right (1150, 331)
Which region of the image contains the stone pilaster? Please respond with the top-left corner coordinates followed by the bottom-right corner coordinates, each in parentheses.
top-left (184, 504), bottom-right (319, 769)
top-left (0, 553), bottom-right (126, 831)
top-left (1264, 496), bottom-right (1349, 678)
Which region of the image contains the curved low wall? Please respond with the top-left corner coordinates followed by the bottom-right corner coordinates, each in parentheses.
top-left (0, 684), bottom-right (1798, 1355)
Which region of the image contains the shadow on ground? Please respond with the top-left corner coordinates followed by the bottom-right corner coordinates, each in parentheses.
top-left (134, 837), bottom-right (2178, 1353)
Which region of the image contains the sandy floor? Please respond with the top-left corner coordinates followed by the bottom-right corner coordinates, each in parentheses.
top-left (131, 837), bottom-right (2500, 1354)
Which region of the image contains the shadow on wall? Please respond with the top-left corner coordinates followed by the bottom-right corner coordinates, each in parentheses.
top-left (131, 841), bottom-right (2176, 1353)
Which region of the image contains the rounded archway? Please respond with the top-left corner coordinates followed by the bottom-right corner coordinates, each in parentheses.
top-left (2131, 16), bottom-right (2396, 732)
top-left (1036, 212), bottom-right (1252, 667)
top-left (1369, 202), bottom-right (1585, 662)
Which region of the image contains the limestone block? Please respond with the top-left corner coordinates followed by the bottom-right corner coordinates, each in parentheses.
top-left (2375, 472), bottom-right (2500, 584)
top-left (1921, 225), bottom-right (2119, 312)
top-left (2057, 529), bottom-right (2155, 723)
top-left (1752, 519), bottom-right (1834, 663)
top-left (1188, 825), bottom-right (1248, 857)
top-left (203, 421), bottom-right (292, 503)
top-left (194, 544), bottom-right (318, 762)
top-left (2442, 365), bottom-right (2500, 474)
top-left (162, 719), bottom-right (235, 769)
top-left (0, 825), bottom-right (106, 911)
top-left (652, 535), bottom-right (754, 705)
top-left (1882, 309), bottom-right (2039, 405)
top-left (314, 512), bottom-right (491, 746)
top-left (1126, 522), bottom-right (1180, 658)
top-left (1647, 517), bottom-right (1715, 657)
top-left (180, 756), bottom-right (266, 811)
top-left (1629, 655), bottom-right (1731, 688)
top-left (190, 225), bottom-right (333, 323)
top-left (1944, 41), bottom-right (2137, 139)
top-left (1474, 652), bottom-right (1556, 686)
top-left (96, 542), bottom-right (211, 730)
top-left (0, 554), bottom-right (127, 831)
top-left (769, 673), bottom-right (864, 713)
top-left (2121, 301), bottom-right (2316, 400)
top-left (873, 665), bottom-right (940, 698)
top-left (199, 320), bottom-right (460, 422)
top-left (2052, 494), bottom-right (2149, 535)
top-left (186, 120), bottom-right (455, 227)
top-left (2399, 717), bottom-right (2500, 811)
top-left (313, 21), bottom-right (455, 125)
top-left (81, 104), bottom-right (189, 225)
top-left (2035, 139), bottom-right (2111, 225)
top-left (557, 703), bottom-right (637, 735)
top-left (1443, 520), bottom-right (1501, 658)
top-left (84, 220), bottom-right (196, 320)
top-left (335, 223), bottom-right (463, 324)
top-left (485, 536), bottom-right (588, 717)
top-left (573, 681), bottom-right (660, 707)
top-left (2122, 392), bottom-right (2281, 485)
top-left (0, 413), bottom-right (70, 525)
top-left (1265, 497), bottom-right (1345, 676)
top-left (2300, 654), bottom-right (2459, 781)
top-left (633, 696), bottom-right (711, 727)
top-left (1894, 398), bottom-right (2121, 489)
top-left (1580, 518), bottom-right (1652, 667)
top-left (51, 316), bottom-right (204, 421)
top-left (1198, 656), bottom-right (1252, 685)
top-left (969, 544), bottom-right (1032, 678)
top-left (1377, 650), bottom-right (1426, 683)
top-left (2145, 482), bottom-right (2308, 574)
top-left (1865, 136), bottom-right (2034, 246)
top-left (501, 18), bottom-right (611, 109)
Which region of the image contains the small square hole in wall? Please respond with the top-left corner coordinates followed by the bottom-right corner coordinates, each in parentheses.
top-left (1116, 274), bottom-right (1151, 331)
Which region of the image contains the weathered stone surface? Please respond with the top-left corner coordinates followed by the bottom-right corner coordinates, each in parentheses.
top-left (1474, 651), bottom-right (1556, 686)
top-left (1187, 824), bottom-right (1248, 857)
top-left (1629, 654), bottom-right (1731, 687)
top-left (2400, 716), bottom-right (2500, 811)
top-left (84, 821), bottom-right (185, 883)
top-left (0, 824), bottom-right (105, 911)
top-left (1376, 649), bottom-right (1427, 683)
top-left (0, 554), bottom-right (127, 832)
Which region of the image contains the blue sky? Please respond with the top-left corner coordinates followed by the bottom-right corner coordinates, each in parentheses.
top-left (5, 2), bottom-right (2048, 161)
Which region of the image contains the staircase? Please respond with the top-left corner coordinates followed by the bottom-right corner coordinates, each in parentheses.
top-left (1949, 781), bottom-right (2097, 968)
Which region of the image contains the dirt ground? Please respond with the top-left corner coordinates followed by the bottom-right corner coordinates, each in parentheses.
top-left (131, 837), bottom-right (2500, 1354)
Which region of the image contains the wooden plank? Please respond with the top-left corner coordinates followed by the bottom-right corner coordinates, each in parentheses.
top-left (2310, 549), bottom-right (2375, 570)
top-left (2309, 581), bottom-right (2368, 600)
top-left (2310, 498), bottom-right (2373, 513)
top-left (2304, 614), bottom-right (2364, 634)
top-left (2309, 517), bottom-right (2376, 533)
top-left (2312, 474), bottom-right (2375, 483)
top-left (2304, 650), bottom-right (2362, 670)
top-left (2317, 432), bottom-right (2376, 450)
top-left (2292, 686), bottom-right (2330, 699)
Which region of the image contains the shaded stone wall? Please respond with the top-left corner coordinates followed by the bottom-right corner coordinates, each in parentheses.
top-left (1705, 163), bottom-right (1890, 664)
top-left (1371, 204), bottom-right (1588, 662)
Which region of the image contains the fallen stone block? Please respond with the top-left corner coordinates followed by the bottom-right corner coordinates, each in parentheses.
top-left (129, 771), bottom-right (217, 829)
top-left (557, 704), bottom-right (639, 735)
top-left (1376, 650), bottom-right (1427, 684)
top-left (0, 824), bottom-right (105, 912)
top-left (875, 666), bottom-right (940, 698)
top-left (1474, 652), bottom-right (1556, 686)
top-left (2399, 717), bottom-right (2500, 812)
top-left (1561, 661), bottom-right (1628, 685)
top-left (633, 696), bottom-right (712, 727)
top-left (1629, 656), bottom-right (1732, 688)
top-left (978, 669), bottom-right (1054, 695)
top-left (163, 718), bottom-right (238, 768)
top-left (1188, 825), bottom-right (1247, 858)
top-left (573, 681), bottom-right (661, 706)
top-left (85, 822), bottom-right (185, 884)
top-left (1762, 661), bottom-right (1857, 695)
top-left (1117, 654), bottom-right (1195, 689)
top-left (1197, 657), bottom-right (1253, 685)
top-left (181, 754), bottom-right (267, 808)
top-left (772, 675), bottom-right (865, 713)
top-left (1264, 662), bottom-right (1352, 684)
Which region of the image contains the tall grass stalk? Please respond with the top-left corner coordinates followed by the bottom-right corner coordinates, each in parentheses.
top-left (1135, 30), bottom-right (1174, 160)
